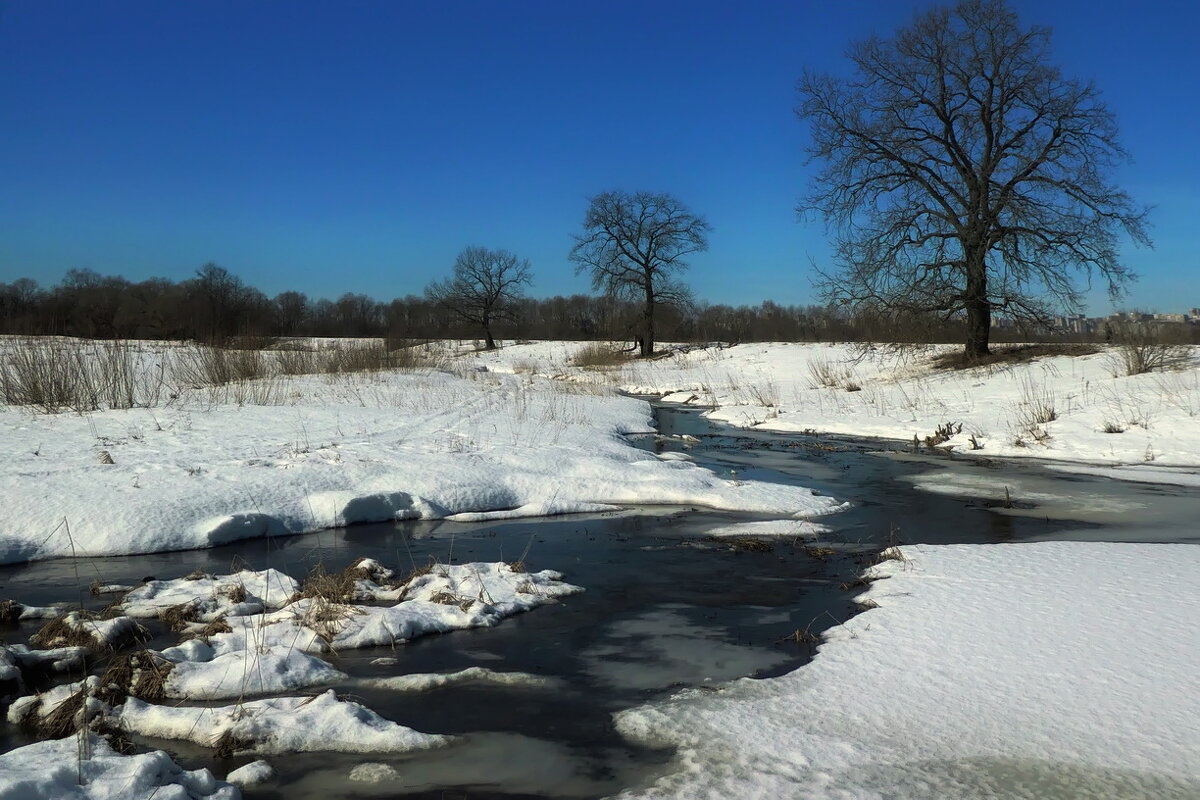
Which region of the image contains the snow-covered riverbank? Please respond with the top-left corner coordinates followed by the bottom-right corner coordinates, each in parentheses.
top-left (614, 541), bottom-right (1200, 799)
top-left (0, 339), bottom-right (845, 563)
top-left (474, 340), bottom-right (1200, 471)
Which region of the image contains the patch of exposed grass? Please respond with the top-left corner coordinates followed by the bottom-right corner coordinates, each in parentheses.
top-left (726, 537), bottom-right (775, 553)
top-left (571, 342), bottom-right (630, 369)
top-left (930, 343), bottom-right (1100, 371)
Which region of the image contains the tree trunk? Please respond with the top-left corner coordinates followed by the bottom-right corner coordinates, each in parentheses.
top-left (641, 285), bottom-right (655, 358)
top-left (483, 316), bottom-right (496, 350)
top-left (964, 245), bottom-right (990, 359)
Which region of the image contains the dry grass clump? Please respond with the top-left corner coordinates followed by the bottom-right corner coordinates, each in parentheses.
top-left (778, 628), bottom-right (820, 646)
top-left (160, 602), bottom-right (201, 633)
top-left (802, 544), bottom-right (838, 561)
top-left (30, 611), bottom-right (148, 652)
top-left (429, 591), bottom-right (475, 612)
top-left (931, 343), bottom-right (1100, 371)
top-left (300, 563), bottom-right (363, 603)
top-left (184, 569), bottom-right (212, 580)
top-left (221, 583), bottom-right (248, 604)
top-left (572, 342), bottom-right (629, 368)
top-left (290, 596), bottom-right (363, 643)
top-left (180, 617), bottom-right (233, 643)
top-left (807, 357), bottom-right (855, 389)
top-left (30, 613), bottom-right (103, 650)
top-left (97, 649), bottom-right (174, 705)
top-left (212, 729), bottom-right (254, 759)
top-left (27, 686), bottom-right (90, 740)
top-left (0, 599), bottom-right (22, 625)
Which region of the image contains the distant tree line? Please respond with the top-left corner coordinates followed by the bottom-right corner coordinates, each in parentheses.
top-left (1, 264), bottom-right (1121, 347)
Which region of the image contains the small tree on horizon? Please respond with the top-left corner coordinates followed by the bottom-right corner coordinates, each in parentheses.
top-left (569, 190), bottom-right (709, 357)
top-left (798, 0), bottom-right (1150, 358)
top-left (425, 246), bottom-right (532, 349)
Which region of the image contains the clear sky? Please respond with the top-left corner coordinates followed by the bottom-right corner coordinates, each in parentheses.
top-left (1, 0), bottom-right (1197, 313)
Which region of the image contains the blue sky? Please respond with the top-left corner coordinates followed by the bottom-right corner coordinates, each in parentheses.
top-left (1, 1), bottom-right (1196, 313)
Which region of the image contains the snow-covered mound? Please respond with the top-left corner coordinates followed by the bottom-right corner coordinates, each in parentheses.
top-left (0, 734), bottom-right (239, 800)
top-left (109, 691), bottom-right (450, 755)
top-left (120, 569), bottom-right (300, 619)
top-left (0, 357), bottom-right (845, 564)
top-left (614, 541), bottom-right (1200, 799)
top-left (180, 562), bottom-right (583, 656)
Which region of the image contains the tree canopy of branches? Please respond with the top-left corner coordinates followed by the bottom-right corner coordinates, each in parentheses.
top-left (798, 0), bottom-right (1150, 358)
top-left (425, 246), bottom-right (532, 349)
top-left (569, 190), bottom-right (709, 357)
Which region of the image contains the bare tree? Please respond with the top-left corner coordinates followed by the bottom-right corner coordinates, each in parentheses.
top-left (569, 190), bottom-right (709, 357)
top-left (425, 246), bottom-right (532, 349)
top-left (798, 0), bottom-right (1150, 358)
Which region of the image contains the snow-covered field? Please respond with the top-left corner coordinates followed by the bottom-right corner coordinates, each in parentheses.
top-left (0, 338), bottom-right (844, 563)
top-left (472, 340), bottom-right (1200, 470)
top-left (614, 541), bottom-right (1200, 799)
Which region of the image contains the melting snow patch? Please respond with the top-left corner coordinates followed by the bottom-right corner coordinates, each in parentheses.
top-left (701, 519), bottom-right (829, 538)
top-left (226, 759), bottom-right (275, 788)
top-left (349, 762), bottom-right (402, 783)
top-left (0, 734), bottom-right (238, 800)
top-left (360, 667), bottom-right (562, 692)
top-left (109, 690), bottom-right (450, 754)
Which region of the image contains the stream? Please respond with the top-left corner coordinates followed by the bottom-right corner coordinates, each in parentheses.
top-left (0, 402), bottom-right (1197, 798)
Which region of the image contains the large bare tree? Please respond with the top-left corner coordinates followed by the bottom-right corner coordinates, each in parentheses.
top-left (426, 246), bottom-right (532, 349)
top-left (569, 190), bottom-right (709, 357)
top-left (798, 0), bottom-right (1150, 357)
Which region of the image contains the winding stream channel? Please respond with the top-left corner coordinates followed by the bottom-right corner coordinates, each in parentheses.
top-left (1, 401), bottom-right (1197, 798)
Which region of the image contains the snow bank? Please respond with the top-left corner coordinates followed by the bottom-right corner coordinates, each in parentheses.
top-left (0, 352), bottom-right (845, 563)
top-left (109, 690), bottom-right (450, 754)
top-left (0, 734), bottom-right (239, 800)
top-left (613, 541), bottom-right (1200, 799)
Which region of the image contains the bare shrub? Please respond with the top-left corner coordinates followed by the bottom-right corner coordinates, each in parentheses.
top-left (321, 343), bottom-right (394, 374)
top-left (173, 345), bottom-right (272, 387)
top-left (1109, 318), bottom-right (1193, 376)
top-left (0, 338), bottom-right (101, 412)
top-left (274, 348), bottom-right (319, 375)
top-left (572, 342), bottom-right (629, 368)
